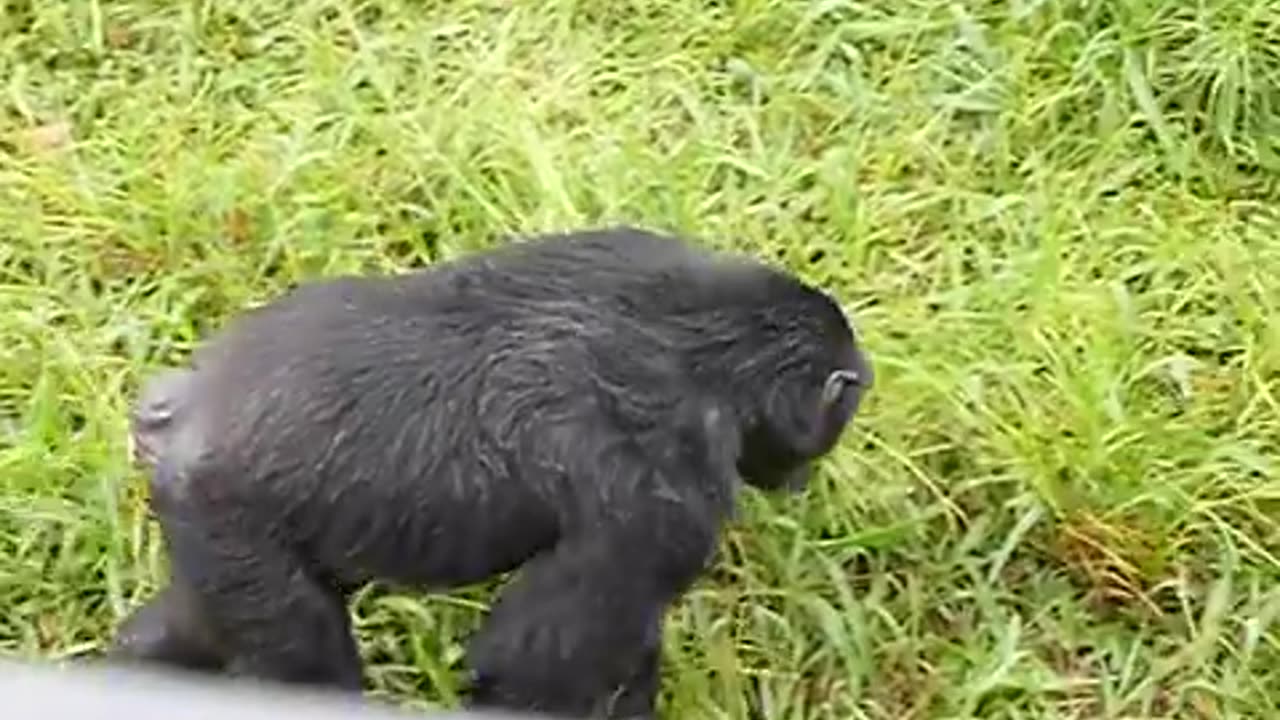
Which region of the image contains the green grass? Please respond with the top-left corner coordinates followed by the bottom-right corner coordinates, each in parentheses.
top-left (2, 0), bottom-right (1279, 717)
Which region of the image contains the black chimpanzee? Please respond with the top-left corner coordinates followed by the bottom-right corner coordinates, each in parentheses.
top-left (107, 227), bottom-right (873, 719)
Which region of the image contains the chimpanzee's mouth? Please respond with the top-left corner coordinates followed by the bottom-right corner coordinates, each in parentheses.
top-left (128, 431), bottom-right (161, 468)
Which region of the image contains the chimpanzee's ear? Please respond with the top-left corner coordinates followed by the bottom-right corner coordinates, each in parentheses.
top-left (820, 369), bottom-right (861, 406)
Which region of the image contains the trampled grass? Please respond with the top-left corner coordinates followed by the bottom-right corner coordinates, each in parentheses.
top-left (1, 1), bottom-right (1278, 717)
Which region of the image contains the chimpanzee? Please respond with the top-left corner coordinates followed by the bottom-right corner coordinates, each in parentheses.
top-left (107, 226), bottom-right (873, 719)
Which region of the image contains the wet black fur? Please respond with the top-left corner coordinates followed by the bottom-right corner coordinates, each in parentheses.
top-left (108, 227), bottom-right (873, 719)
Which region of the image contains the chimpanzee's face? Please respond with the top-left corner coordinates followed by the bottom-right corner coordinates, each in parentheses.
top-left (737, 333), bottom-right (872, 492)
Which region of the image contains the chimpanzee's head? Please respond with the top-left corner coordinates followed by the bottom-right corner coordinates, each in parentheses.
top-left (734, 286), bottom-right (872, 492)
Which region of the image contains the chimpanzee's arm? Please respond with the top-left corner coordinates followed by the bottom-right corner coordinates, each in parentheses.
top-left (462, 417), bottom-right (735, 720)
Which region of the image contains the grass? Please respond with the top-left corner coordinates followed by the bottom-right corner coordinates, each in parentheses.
top-left (1, 0), bottom-right (1278, 717)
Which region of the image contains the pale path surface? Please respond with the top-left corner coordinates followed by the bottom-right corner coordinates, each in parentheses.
top-left (0, 660), bottom-right (553, 720)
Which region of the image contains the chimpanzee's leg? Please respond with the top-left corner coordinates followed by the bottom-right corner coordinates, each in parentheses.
top-left (150, 474), bottom-right (363, 691)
